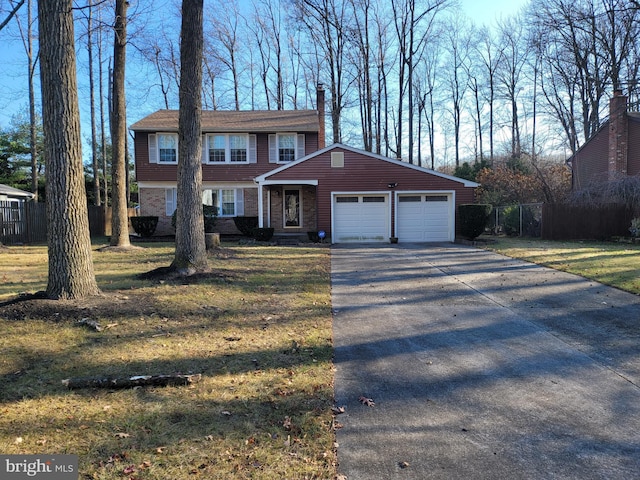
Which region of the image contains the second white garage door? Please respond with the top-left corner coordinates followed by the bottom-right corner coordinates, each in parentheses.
top-left (333, 194), bottom-right (389, 243)
top-left (397, 194), bottom-right (453, 242)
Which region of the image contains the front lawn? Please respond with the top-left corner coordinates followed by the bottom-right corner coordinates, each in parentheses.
top-left (480, 237), bottom-right (640, 295)
top-left (0, 242), bottom-right (336, 479)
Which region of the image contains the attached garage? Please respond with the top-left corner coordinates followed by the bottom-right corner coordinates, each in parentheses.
top-left (254, 144), bottom-right (478, 244)
top-left (396, 193), bottom-right (454, 242)
top-left (332, 193), bottom-right (390, 243)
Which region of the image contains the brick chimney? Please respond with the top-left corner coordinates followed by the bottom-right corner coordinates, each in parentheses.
top-left (608, 89), bottom-right (628, 178)
top-left (317, 83), bottom-right (326, 149)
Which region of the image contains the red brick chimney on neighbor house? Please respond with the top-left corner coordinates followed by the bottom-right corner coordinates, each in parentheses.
top-left (317, 83), bottom-right (326, 149)
top-left (609, 89), bottom-right (628, 178)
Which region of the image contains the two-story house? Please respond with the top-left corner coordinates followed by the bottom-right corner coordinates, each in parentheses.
top-left (131, 85), bottom-right (478, 243)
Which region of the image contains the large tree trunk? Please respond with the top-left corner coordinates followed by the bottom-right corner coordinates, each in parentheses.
top-left (172, 0), bottom-right (208, 274)
top-left (109, 0), bottom-right (131, 247)
top-left (38, 0), bottom-right (100, 299)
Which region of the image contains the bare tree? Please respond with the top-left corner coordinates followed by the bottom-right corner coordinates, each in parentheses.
top-left (14, 0), bottom-right (38, 199)
top-left (473, 25), bottom-right (504, 163)
top-left (496, 15), bottom-right (530, 159)
top-left (207, 0), bottom-right (243, 110)
top-left (0, 0), bottom-right (24, 31)
top-left (294, 0), bottom-right (349, 143)
top-left (85, 0), bottom-right (101, 205)
top-left (109, 0), bottom-right (131, 248)
top-left (38, 0), bottom-right (100, 299)
top-left (172, 0), bottom-right (208, 275)
top-left (392, 0), bottom-right (449, 162)
top-left (443, 14), bottom-right (471, 167)
top-left (348, 0), bottom-right (374, 151)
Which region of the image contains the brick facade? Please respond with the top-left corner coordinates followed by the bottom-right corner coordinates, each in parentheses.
top-left (139, 186), bottom-right (259, 236)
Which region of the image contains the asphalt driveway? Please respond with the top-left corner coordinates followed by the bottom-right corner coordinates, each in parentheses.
top-left (331, 243), bottom-right (640, 480)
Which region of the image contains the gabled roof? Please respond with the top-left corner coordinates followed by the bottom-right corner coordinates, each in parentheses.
top-left (130, 109), bottom-right (320, 133)
top-left (255, 143), bottom-right (479, 187)
top-left (0, 183), bottom-right (35, 199)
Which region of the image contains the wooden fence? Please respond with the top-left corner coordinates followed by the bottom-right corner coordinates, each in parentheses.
top-left (0, 202), bottom-right (137, 245)
top-left (541, 204), bottom-right (636, 240)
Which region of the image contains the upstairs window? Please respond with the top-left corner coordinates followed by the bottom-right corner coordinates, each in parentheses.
top-left (278, 134), bottom-right (296, 162)
top-left (230, 135), bottom-right (247, 162)
top-left (158, 134), bottom-right (178, 163)
top-left (268, 133), bottom-right (306, 163)
top-left (204, 134), bottom-right (255, 163)
top-left (209, 135), bottom-right (226, 162)
top-left (148, 133), bottom-right (178, 164)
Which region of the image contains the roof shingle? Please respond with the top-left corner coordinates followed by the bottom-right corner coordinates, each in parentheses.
top-left (130, 109), bottom-right (319, 133)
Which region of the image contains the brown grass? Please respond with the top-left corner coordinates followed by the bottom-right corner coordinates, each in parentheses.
top-left (0, 241), bottom-right (336, 479)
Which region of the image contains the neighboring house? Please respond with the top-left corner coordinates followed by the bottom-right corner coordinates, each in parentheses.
top-left (0, 184), bottom-right (36, 244)
top-left (0, 183), bottom-right (35, 202)
top-left (131, 85), bottom-right (478, 243)
top-left (569, 90), bottom-right (640, 190)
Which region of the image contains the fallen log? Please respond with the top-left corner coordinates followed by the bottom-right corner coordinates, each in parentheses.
top-left (61, 373), bottom-right (202, 389)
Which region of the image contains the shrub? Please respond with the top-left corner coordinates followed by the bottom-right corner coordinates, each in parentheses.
top-left (458, 204), bottom-right (492, 240)
top-left (130, 216), bottom-right (158, 237)
top-left (307, 231), bottom-right (321, 243)
top-left (171, 205), bottom-right (217, 232)
top-left (630, 218), bottom-right (640, 237)
top-left (252, 227), bottom-right (274, 241)
top-left (202, 205), bottom-right (217, 233)
top-left (502, 205), bottom-right (520, 236)
top-left (233, 216), bottom-right (259, 236)
top-left (502, 204), bottom-right (540, 236)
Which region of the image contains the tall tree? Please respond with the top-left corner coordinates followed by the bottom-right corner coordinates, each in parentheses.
top-left (392, 0), bottom-right (448, 163)
top-left (38, 0), bottom-right (99, 299)
top-left (443, 14), bottom-right (471, 168)
top-left (86, 0), bottom-right (100, 206)
top-left (109, 0), bottom-right (131, 247)
top-left (207, 0), bottom-right (243, 110)
top-left (496, 15), bottom-right (530, 159)
top-left (172, 0), bottom-right (208, 274)
top-left (14, 0), bottom-right (38, 199)
top-left (295, 0), bottom-right (349, 143)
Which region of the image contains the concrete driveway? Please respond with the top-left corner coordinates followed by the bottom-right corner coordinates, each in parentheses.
top-left (331, 243), bottom-right (640, 480)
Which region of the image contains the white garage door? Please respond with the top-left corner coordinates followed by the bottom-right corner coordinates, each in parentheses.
top-left (333, 195), bottom-right (389, 243)
top-left (397, 194), bottom-right (452, 242)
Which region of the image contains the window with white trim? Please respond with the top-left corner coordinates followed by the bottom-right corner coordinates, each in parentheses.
top-left (202, 188), bottom-right (244, 217)
top-left (165, 188), bottom-right (178, 216)
top-left (158, 134), bottom-right (178, 163)
top-left (168, 187), bottom-right (245, 217)
top-left (269, 133), bottom-right (305, 163)
top-left (278, 134), bottom-right (296, 162)
top-left (205, 134), bottom-right (255, 163)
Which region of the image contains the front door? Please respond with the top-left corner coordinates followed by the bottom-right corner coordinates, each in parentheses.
top-left (284, 189), bottom-right (301, 227)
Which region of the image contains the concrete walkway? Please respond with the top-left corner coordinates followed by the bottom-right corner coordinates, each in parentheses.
top-left (331, 244), bottom-right (640, 480)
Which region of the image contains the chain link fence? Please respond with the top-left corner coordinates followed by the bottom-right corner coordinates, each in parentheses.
top-left (487, 203), bottom-right (543, 238)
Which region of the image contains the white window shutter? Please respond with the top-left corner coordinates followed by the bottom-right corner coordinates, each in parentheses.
top-left (269, 134), bottom-right (277, 163)
top-left (165, 188), bottom-right (176, 216)
top-left (201, 135), bottom-right (207, 163)
top-left (296, 134), bottom-right (305, 160)
top-left (148, 134), bottom-right (157, 163)
top-left (248, 135), bottom-right (257, 163)
top-left (236, 188), bottom-right (244, 216)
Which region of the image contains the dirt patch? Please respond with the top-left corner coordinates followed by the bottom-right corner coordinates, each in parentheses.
top-left (0, 292), bottom-right (150, 322)
top-left (0, 263), bottom-right (236, 322)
